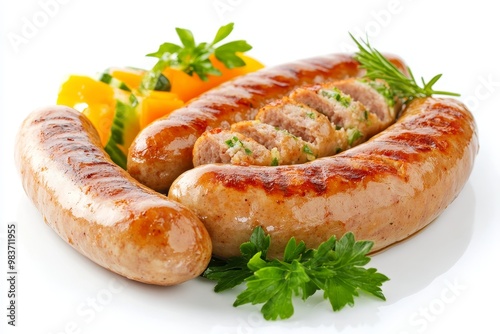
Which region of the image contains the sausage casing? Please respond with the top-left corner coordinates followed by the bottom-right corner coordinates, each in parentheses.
top-left (127, 54), bottom-right (407, 193)
top-left (169, 97), bottom-right (478, 258)
top-left (15, 106), bottom-right (212, 285)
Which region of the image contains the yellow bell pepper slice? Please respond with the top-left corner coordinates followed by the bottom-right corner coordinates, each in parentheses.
top-left (56, 54), bottom-right (264, 154)
top-left (82, 103), bottom-right (115, 145)
top-left (106, 67), bottom-right (146, 91)
top-left (57, 75), bottom-right (115, 108)
top-left (57, 75), bottom-right (116, 145)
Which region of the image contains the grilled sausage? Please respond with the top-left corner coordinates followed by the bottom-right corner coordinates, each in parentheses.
top-left (193, 128), bottom-right (275, 166)
top-left (15, 106), bottom-right (212, 285)
top-left (193, 78), bottom-right (401, 167)
top-left (230, 120), bottom-right (315, 165)
top-left (127, 54), bottom-right (407, 193)
top-left (168, 97), bottom-right (478, 259)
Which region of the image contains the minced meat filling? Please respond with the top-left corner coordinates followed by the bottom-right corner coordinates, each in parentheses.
top-left (192, 78), bottom-right (399, 167)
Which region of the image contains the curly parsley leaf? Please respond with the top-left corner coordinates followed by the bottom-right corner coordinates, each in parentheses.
top-left (142, 22), bottom-right (252, 90)
top-left (203, 227), bottom-right (389, 320)
top-left (202, 227), bottom-right (269, 292)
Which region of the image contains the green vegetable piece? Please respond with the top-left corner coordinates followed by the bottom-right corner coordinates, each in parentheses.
top-left (98, 72), bottom-right (131, 92)
top-left (103, 95), bottom-right (139, 169)
top-left (153, 74), bottom-right (171, 92)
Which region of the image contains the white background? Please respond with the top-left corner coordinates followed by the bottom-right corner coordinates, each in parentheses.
top-left (1, 0), bottom-right (499, 333)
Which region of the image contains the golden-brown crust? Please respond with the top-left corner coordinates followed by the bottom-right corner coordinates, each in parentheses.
top-left (15, 106), bottom-right (212, 285)
top-left (168, 97), bottom-right (478, 258)
top-left (128, 54), bottom-right (408, 193)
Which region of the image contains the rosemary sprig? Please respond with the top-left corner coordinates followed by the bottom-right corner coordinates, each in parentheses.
top-left (351, 34), bottom-right (460, 102)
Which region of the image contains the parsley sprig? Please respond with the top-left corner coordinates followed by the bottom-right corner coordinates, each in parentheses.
top-left (141, 23), bottom-right (252, 91)
top-left (203, 227), bottom-right (389, 320)
top-left (351, 34), bottom-right (460, 103)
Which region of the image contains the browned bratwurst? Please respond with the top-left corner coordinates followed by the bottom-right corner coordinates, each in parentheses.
top-left (15, 106), bottom-right (212, 285)
top-left (169, 98), bottom-right (478, 259)
top-left (127, 54), bottom-right (407, 193)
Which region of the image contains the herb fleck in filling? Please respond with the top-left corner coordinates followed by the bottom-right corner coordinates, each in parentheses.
top-left (305, 111), bottom-right (316, 119)
top-left (360, 79), bottom-right (396, 108)
top-left (320, 88), bottom-right (352, 108)
top-left (347, 128), bottom-right (363, 146)
top-left (225, 136), bottom-right (252, 155)
top-left (302, 144), bottom-right (316, 160)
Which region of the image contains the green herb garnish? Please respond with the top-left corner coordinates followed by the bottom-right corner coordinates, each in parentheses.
top-left (203, 227), bottom-right (389, 320)
top-left (270, 148), bottom-right (280, 166)
top-left (302, 144), bottom-right (314, 155)
top-left (225, 136), bottom-right (252, 155)
top-left (306, 111), bottom-right (316, 119)
top-left (204, 227), bottom-right (270, 292)
top-left (275, 127), bottom-right (298, 140)
top-left (141, 22), bottom-right (252, 91)
top-left (351, 34), bottom-right (460, 102)
top-left (225, 138), bottom-right (236, 148)
top-left (320, 87), bottom-right (352, 108)
top-left (347, 128), bottom-right (363, 146)
top-left (361, 78), bottom-right (396, 107)
top-left (302, 144), bottom-right (316, 160)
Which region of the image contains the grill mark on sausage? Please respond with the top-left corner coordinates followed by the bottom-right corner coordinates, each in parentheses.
top-left (210, 155), bottom-right (400, 197)
top-left (128, 55), bottom-right (371, 192)
top-left (207, 98), bottom-right (469, 197)
top-left (17, 106), bottom-right (213, 285)
top-left (193, 77), bottom-right (399, 168)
